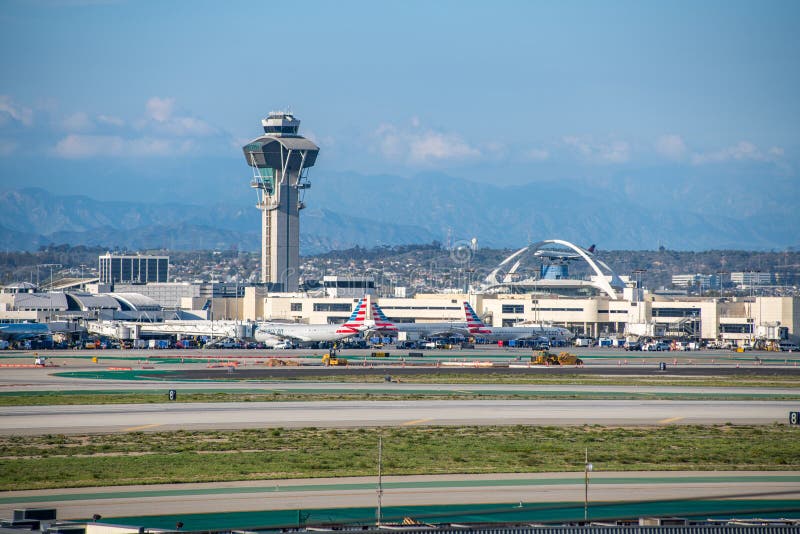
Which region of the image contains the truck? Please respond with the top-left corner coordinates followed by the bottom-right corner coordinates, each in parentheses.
top-left (531, 350), bottom-right (583, 366)
top-left (322, 350), bottom-right (347, 366)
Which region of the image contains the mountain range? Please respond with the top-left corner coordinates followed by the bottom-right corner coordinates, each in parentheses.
top-left (0, 168), bottom-right (796, 253)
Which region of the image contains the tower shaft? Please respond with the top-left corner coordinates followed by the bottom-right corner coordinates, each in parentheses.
top-left (262, 178), bottom-right (300, 289)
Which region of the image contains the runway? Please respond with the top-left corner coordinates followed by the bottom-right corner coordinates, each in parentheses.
top-left (0, 399), bottom-right (794, 435)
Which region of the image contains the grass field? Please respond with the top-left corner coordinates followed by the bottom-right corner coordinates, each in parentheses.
top-left (1, 424), bottom-right (797, 490)
top-left (52, 369), bottom-right (800, 388)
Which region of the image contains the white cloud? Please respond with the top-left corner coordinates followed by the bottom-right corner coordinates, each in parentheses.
top-left (141, 96), bottom-right (214, 137)
top-left (563, 136), bottom-right (630, 164)
top-left (691, 141), bottom-right (783, 165)
top-left (62, 112), bottom-right (93, 132)
top-left (373, 120), bottom-right (479, 165)
top-left (51, 97), bottom-right (220, 159)
top-left (145, 97), bottom-right (175, 122)
top-left (408, 131), bottom-right (479, 164)
top-left (156, 116), bottom-right (215, 137)
top-left (55, 134), bottom-right (123, 158)
top-left (0, 95), bottom-right (33, 126)
top-left (524, 148), bottom-right (550, 161)
top-left (54, 134), bottom-right (189, 158)
top-left (655, 134), bottom-right (687, 160)
top-left (97, 114), bottom-right (125, 127)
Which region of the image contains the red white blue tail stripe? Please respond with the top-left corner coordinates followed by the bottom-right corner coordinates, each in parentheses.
top-left (335, 298), bottom-right (368, 334)
top-left (463, 302), bottom-right (493, 335)
top-left (370, 301), bottom-right (398, 333)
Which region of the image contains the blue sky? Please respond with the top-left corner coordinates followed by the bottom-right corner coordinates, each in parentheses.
top-left (0, 0), bottom-right (798, 203)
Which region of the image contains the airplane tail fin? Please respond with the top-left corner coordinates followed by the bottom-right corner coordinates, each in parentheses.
top-left (336, 297), bottom-right (368, 334)
top-left (369, 297), bottom-right (398, 333)
top-left (463, 302), bottom-right (492, 334)
top-left (587, 244), bottom-right (596, 254)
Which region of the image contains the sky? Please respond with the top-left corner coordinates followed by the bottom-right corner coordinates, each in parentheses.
top-left (0, 0), bottom-right (798, 203)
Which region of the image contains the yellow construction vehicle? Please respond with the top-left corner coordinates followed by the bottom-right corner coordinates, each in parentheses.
top-left (322, 350), bottom-right (347, 366)
top-left (532, 350), bottom-right (583, 366)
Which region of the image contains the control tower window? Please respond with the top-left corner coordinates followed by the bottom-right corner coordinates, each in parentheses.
top-left (263, 125), bottom-right (299, 135)
top-left (256, 167), bottom-right (275, 192)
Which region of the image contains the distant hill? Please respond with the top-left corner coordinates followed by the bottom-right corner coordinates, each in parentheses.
top-left (310, 170), bottom-right (798, 251)
top-left (0, 188), bottom-right (435, 253)
top-left (1, 165), bottom-right (796, 253)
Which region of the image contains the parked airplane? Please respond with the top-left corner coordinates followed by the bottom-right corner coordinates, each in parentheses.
top-left (369, 300), bottom-right (469, 338)
top-left (463, 302), bottom-right (573, 342)
top-left (254, 297), bottom-right (371, 345)
top-left (0, 322), bottom-right (50, 340)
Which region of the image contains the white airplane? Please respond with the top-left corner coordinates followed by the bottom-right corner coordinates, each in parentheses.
top-left (254, 298), bottom-right (371, 345)
top-left (368, 300), bottom-right (470, 338)
top-left (0, 322), bottom-right (50, 341)
top-left (463, 302), bottom-right (573, 343)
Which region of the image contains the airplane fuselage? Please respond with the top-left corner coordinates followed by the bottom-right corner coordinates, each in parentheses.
top-left (0, 323), bottom-right (50, 340)
top-left (471, 325), bottom-right (572, 342)
top-left (383, 322), bottom-right (469, 337)
top-left (254, 324), bottom-right (359, 343)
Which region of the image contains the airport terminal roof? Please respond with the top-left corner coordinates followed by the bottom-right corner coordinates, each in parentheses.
top-left (0, 281), bottom-right (37, 293)
top-left (109, 292), bottom-right (161, 311)
top-left (11, 292), bottom-right (68, 311)
top-left (66, 293), bottom-right (121, 311)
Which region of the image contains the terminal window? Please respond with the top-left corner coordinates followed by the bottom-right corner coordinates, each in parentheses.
top-left (313, 303), bottom-right (353, 312)
top-left (720, 323), bottom-right (753, 334)
top-left (653, 308), bottom-right (700, 318)
top-left (502, 305), bottom-right (524, 314)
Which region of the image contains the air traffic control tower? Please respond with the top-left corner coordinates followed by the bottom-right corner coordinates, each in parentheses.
top-left (242, 112), bottom-right (319, 292)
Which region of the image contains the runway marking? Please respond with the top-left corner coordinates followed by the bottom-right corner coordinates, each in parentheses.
top-left (124, 423), bottom-right (162, 432)
top-left (658, 416), bottom-right (685, 424)
top-left (401, 418), bottom-right (433, 426)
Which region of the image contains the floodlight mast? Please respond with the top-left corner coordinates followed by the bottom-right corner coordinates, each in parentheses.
top-left (242, 112), bottom-right (319, 291)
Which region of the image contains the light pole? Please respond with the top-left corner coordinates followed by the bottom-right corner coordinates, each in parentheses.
top-left (584, 448), bottom-right (593, 522)
top-left (376, 435), bottom-right (383, 526)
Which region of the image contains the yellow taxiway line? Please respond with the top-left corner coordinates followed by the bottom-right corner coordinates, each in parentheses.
top-left (401, 418), bottom-right (433, 426)
top-left (658, 416), bottom-right (685, 424)
top-left (124, 423), bottom-right (163, 432)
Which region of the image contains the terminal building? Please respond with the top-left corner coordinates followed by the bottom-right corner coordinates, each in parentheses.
top-left (230, 240), bottom-right (800, 346)
top-left (3, 234), bottom-right (799, 348)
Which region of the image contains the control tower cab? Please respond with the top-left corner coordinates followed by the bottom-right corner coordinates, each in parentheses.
top-left (242, 112), bottom-right (319, 292)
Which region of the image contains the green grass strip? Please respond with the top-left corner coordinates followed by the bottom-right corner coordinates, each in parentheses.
top-left (51, 369), bottom-right (800, 388)
top-left (1, 424), bottom-right (798, 490)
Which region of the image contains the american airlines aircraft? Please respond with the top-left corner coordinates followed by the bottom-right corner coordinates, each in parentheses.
top-left (369, 300), bottom-right (469, 338)
top-left (0, 322), bottom-right (50, 341)
top-left (254, 298), bottom-right (371, 344)
top-left (463, 302), bottom-right (573, 342)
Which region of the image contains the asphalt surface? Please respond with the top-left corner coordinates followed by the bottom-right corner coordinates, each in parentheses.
top-left (2, 350), bottom-right (799, 524)
top-left (1, 398), bottom-right (795, 435)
